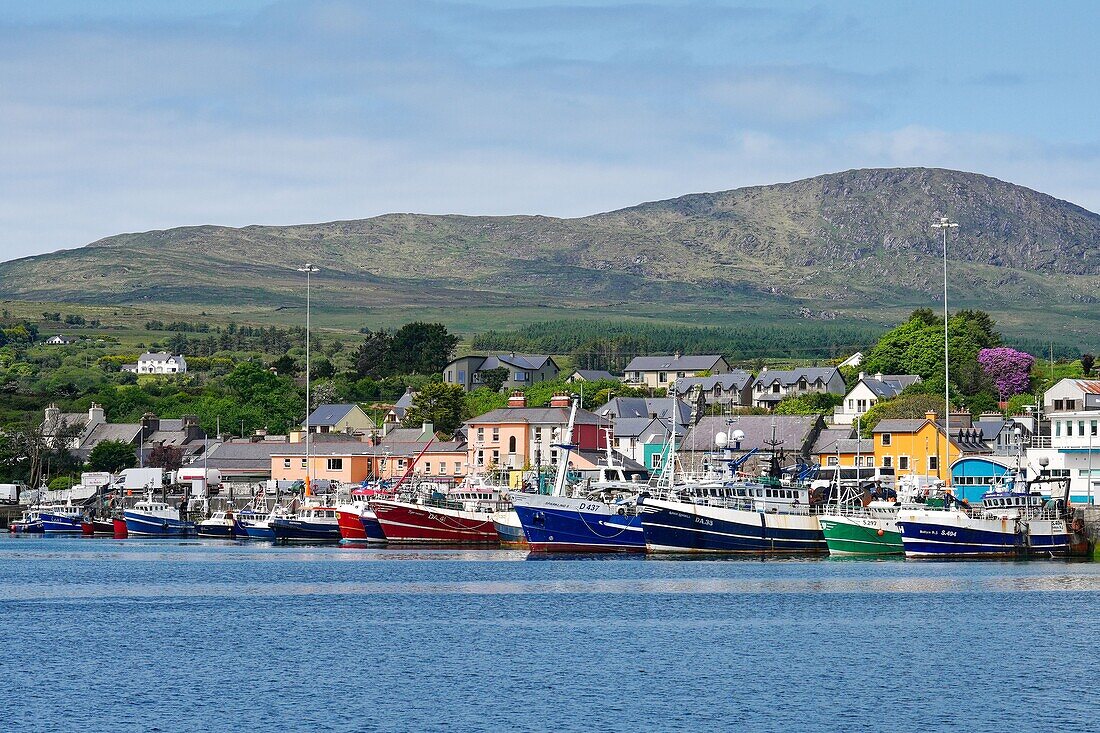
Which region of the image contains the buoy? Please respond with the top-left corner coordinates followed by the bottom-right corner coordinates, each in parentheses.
top-left (877, 529), bottom-right (885, 537)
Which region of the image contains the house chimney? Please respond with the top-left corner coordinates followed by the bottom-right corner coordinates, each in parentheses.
top-left (874, 372), bottom-right (884, 381)
top-left (88, 402), bottom-right (105, 424)
top-left (141, 412), bottom-right (160, 434)
top-left (549, 392), bottom-right (573, 408)
top-left (421, 422), bottom-right (434, 439)
top-left (508, 391), bottom-right (527, 408)
top-left (45, 403), bottom-right (60, 424)
top-left (858, 371), bottom-right (866, 381)
top-left (674, 351), bottom-right (682, 359)
top-left (925, 410), bottom-right (938, 422)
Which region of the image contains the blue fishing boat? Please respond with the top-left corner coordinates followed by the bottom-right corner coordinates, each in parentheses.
top-left (40, 504), bottom-right (86, 534)
top-left (196, 511), bottom-right (236, 538)
top-left (271, 505), bottom-right (342, 543)
top-left (123, 498), bottom-right (196, 537)
top-left (9, 508), bottom-right (45, 534)
top-left (897, 475), bottom-right (1076, 557)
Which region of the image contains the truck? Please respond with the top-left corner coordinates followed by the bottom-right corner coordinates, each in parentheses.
top-left (174, 467), bottom-right (222, 495)
top-left (0, 483), bottom-right (27, 505)
top-left (112, 468), bottom-right (165, 493)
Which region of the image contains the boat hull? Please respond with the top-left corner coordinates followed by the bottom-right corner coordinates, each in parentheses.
top-left (511, 495), bottom-right (643, 552)
top-left (123, 510), bottom-right (196, 537)
top-left (639, 497), bottom-right (827, 554)
top-left (897, 511), bottom-right (1069, 557)
top-left (271, 518), bottom-right (342, 543)
top-left (41, 512), bottom-right (84, 534)
top-left (9, 521), bottom-right (44, 534)
top-left (818, 515), bottom-right (902, 555)
top-left (491, 510), bottom-right (528, 548)
top-left (112, 518), bottom-right (128, 538)
top-left (371, 500), bottom-right (500, 544)
top-left (337, 510), bottom-right (387, 543)
top-left (196, 523), bottom-right (235, 538)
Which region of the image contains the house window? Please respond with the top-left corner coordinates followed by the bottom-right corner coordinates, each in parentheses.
top-left (677, 371), bottom-right (685, 379)
top-left (1067, 421), bottom-right (1073, 437)
top-left (439, 462), bottom-right (446, 475)
top-left (658, 372), bottom-right (667, 383)
top-left (477, 427), bottom-right (484, 441)
top-left (1092, 421), bottom-right (1098, 437)
top-left (898, 456), bottom-right (909, 470)
top-left (326, 458), bottom-right (343, 471)
top-left (515, 372), bottom-right (527, 381)
top-left (1056, 421), bottom-right (1061, 437)
top-left (445, 371), bottom-right (452, 383)
top-left (423, 462), bottom-right (431, 474)
top-left (928, 456), bottom-right (939, 471)
top-left (458, 370), bottom-right (466, 383)
top-left (1079, 421), bottom-right (1086, 437)
top-left (1054, 399), bottom-right (1064, 410)
top-left (509, 436), bottom-right (517, 453)
top-left (772, 384), bottom-right (780, 394)
top-left (491, 450), bottom-right (499, 464)
top-left (397, 459), bottom-right (406, 469)
top-left (283, 458), bottom-right (291, 469)
top-left (301, 459), bottom-right (308, 468)
top-left (882, 456), bottom-right (893, 468)
top-left (798, 379), bottom-right (807, 390)
top-left (1067, 400), bottom-right (1077, 410)
top-left (492, 427), bottom-right (500, 443)
top-left (476, 450), bottom-right (484, 466)
top-left (826, 456), bottom-right (838, 466)
top-left (881, 434), bottom-right (892, 446)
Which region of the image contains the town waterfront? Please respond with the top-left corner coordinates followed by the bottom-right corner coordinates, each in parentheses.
top-left (3, 536), bottom-right (1099, 732)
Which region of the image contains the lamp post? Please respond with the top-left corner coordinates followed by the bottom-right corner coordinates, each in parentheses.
top-left (298, 263), bottom-right (320, 496)
top-left (932, 217), bottom-right (958, 476)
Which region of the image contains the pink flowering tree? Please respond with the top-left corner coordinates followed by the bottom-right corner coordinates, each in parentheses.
top-left (978, 347), bottom-right (1035, 401)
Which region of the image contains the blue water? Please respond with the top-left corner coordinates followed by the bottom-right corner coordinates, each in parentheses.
top-left (3, 536), bottom-right (1099, 732)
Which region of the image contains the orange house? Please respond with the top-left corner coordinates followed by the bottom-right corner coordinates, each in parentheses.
top-left (465, 392), bottom-right (607, 471)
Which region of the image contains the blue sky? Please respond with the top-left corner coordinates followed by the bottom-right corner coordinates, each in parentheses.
top-left (3, 0), bottom-right (1099, 260)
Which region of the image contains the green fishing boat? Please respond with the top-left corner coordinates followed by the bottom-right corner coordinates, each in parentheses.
top-left (819, 510), bottom-right (903, 555)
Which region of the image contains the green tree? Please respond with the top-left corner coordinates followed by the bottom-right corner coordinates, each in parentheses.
top-left (270, 354), bottom-right (297, 376)
top-left (389, 322), bottom-right (459, 375)
top-left (355, 330), bottom-right (394, 378)
top-left (464, 388), bottom-right (508, 418)
top-left (480, 366), bottom-right (510, 392)
top-left (87, 440), bottom-right (137, 473)
top-left (403, 381), bottom-right (467, 436)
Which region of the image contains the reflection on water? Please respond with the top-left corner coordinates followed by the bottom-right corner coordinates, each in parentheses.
top-left (3, 536), bottom-right (1099, 733)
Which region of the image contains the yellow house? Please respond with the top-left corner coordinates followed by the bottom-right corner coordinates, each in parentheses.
top-left (871, 411), bottom-right (990, 481)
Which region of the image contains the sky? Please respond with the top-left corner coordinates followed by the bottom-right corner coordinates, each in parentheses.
top-left (2, 0), bottom-right (1100, 261)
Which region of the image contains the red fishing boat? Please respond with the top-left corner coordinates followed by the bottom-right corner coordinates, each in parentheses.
top-left (371, 481), bottom-right (509, 544)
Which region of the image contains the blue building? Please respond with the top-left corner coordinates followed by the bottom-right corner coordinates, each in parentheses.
top-left (951, 456), bottom-right (1016, 503)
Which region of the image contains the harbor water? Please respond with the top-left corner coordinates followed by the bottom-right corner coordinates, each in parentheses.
top-left (3, 535), bottom-right (1099, 732)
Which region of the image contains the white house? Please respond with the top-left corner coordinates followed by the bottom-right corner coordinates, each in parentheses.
top-left (1044, 378), bottom-right (1100, 413)
top-left (751, 367), bottom-right (846, 409)
top-left (833, 372), bottom-right (922, 425)
top-left (124, 352), bottom-right (188, 375)
top-left (1025, 410), bottom-right (1100, 503)
top-left (622, 354), bottom-right (730, 389)
top-left (46, 335), bottom-right (74, 345)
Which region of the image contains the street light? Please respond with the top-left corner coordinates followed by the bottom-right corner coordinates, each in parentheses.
top-left (297, 263), bottom-right (320, 496)
top-left (932, 217), bottom-right (958, 473)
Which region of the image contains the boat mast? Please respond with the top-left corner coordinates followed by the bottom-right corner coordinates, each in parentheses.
top-left (551, 397), bottom-right (579, 497)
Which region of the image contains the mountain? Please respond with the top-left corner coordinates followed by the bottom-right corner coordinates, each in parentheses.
top-left (2, 167), bottom-right (1098, 343)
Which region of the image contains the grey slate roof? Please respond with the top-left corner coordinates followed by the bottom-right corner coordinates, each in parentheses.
top-left (872, 419), bottom-right (928, 433)
top-left (570, 369), bottom-right (617, 381)
top-left (625, 354), bottom-right (725, 372)
top-left (754, 367), bottom-right (839, 387)
top-left (595, 397), bottom-right (692, 425)
top-left (681, 415), bottom-right (822, 454)
top-left (974, 419), bottom-right (1008, 441)
top-left (609, 417), bottom-right (665, 440)
top-left (480, 354), bottom-right (554, 371)
top-left (811, 427), bottom-right (855, 455)
top-left (200, 441), bottom-right (292, 473)
top-left (307, 404), bottom-right (359, 427)
top-left (674, 371), bottom-right (753, 393)
top-left (139, 352), bottom-right (180, 363)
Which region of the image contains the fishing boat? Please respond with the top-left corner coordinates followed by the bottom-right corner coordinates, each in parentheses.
top-left (234, 505), bottom-right (287, 540)
top-left (123, 497), bottom-right (196, 537)
top-left (512, 398), bottom-right (648, 552)
top-left (9, 508), bottom-right (45, 534)
top-left (818, 475), bottom-right (948, 556)
top-left (197, 510), bottom-right (237, 538)
top-left (40, 503), bottom-right (87, 534)
top-left (897, 474), bottom-right (1077, 558)
top-left (491, 508), bottom-right (528, 547)
top-left (337, 499), bottom-right (387, 543)
top-left (81, 516), bottom-right (117, 535)
top-left (639, 421), bottom-right (828, 554)
top-left (271, 504), bottom-right (342, 543)
top-left (371, 481), bottom-right (507, 544)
